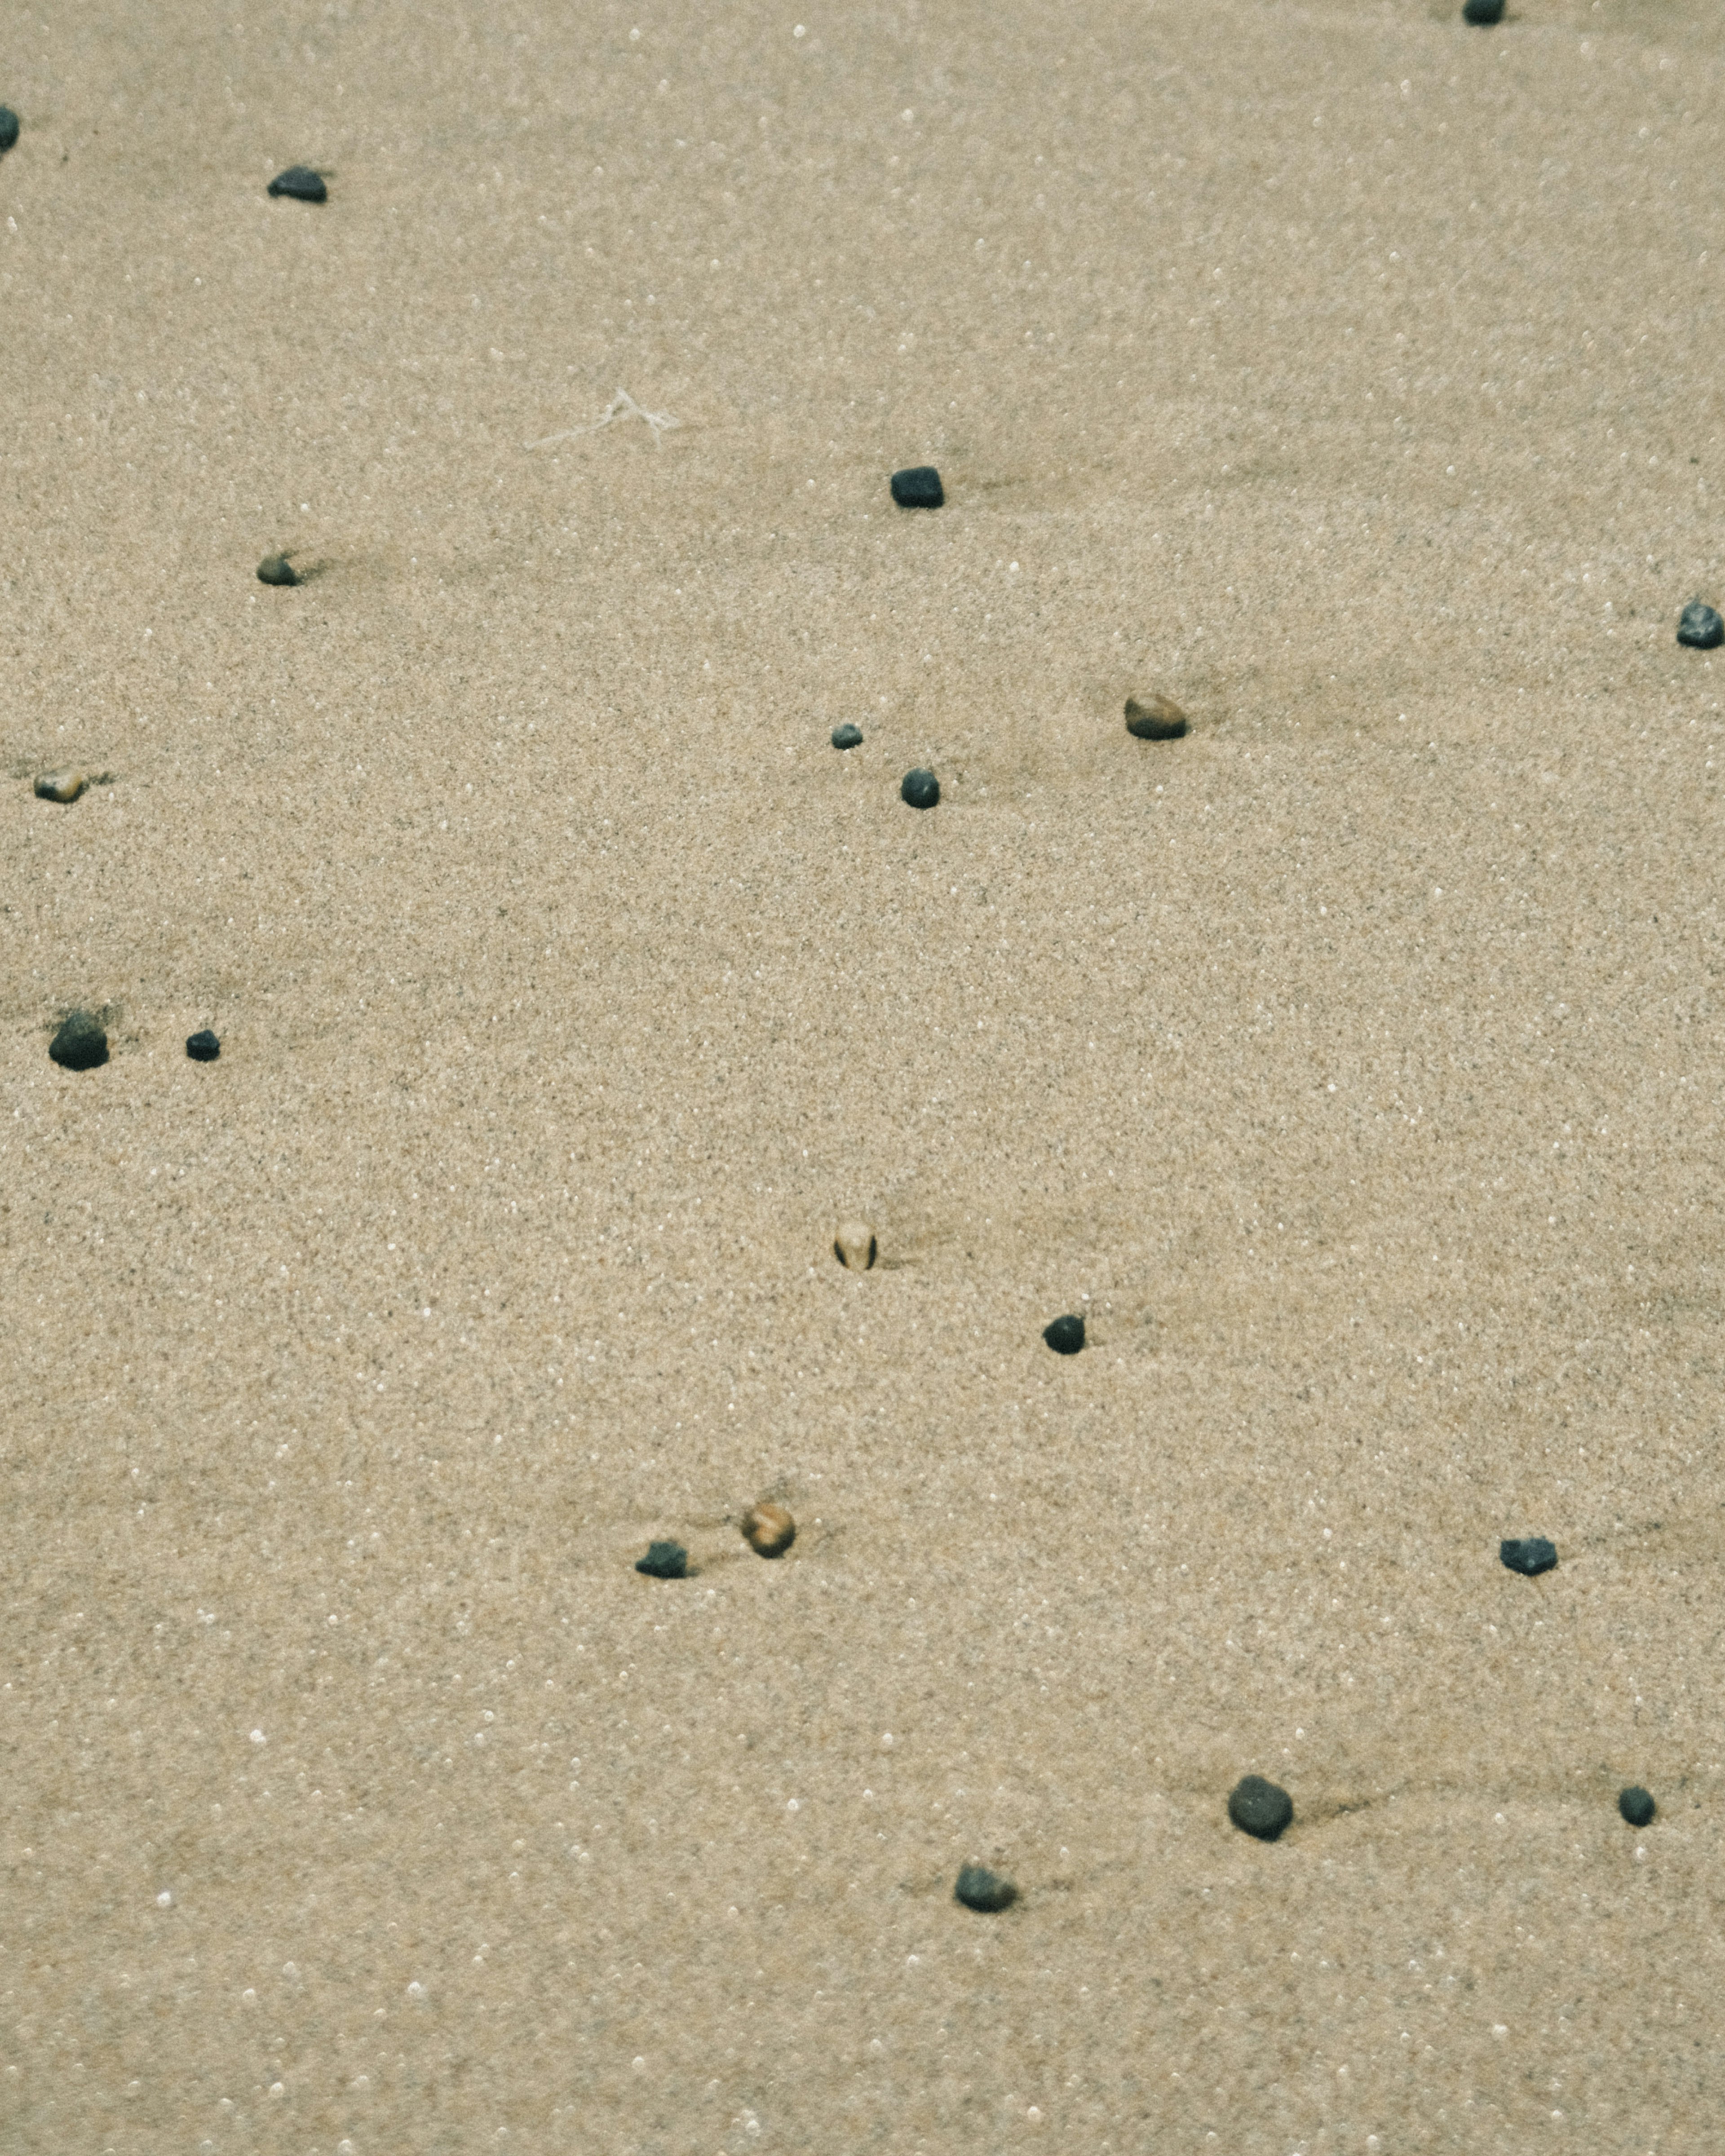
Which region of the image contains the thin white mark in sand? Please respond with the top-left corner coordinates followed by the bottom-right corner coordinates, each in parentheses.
top-left (526, 388), bottom-right (681, 451)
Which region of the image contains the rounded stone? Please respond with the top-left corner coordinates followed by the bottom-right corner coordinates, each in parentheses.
top-left (49, 1010), bottom-right (108, 1071)
top-left (890, 465), bottom-right (944, 509)
top-left (833, 1220), bottom-right (877, 1271)
top-left (901, 767), bottom-right (940, 810)
top-left (186, 1029), bottom-right (221, 1062)
top-left (268, 165), bottom-right (326, 202)
top-left (954, 1863), bottom-right (1017, 1913)
top-left (741, 1502), bottom-right (796, 1559)
top-left (1228, 1774), bottom-right (1294, 1841)
top-left (635, 1539), bottom-right (689, 1580)
top-left (1499, 1536), bottom-right (1557, 1577)
top-left (33, 769), bottom-right (87, 803)
top-left (0, 108), bottom-right (19, 155)
top-left (257, 553), bottom-right (298, 587)
top-left (1462, 0), bottom-right (1504, 21)
top-left (1125, 693), bottom-right (1189, 741)
top-left (1618, 1785), bottom-right (1656, 1828)
top-left (831, 723), bottom-right (864, 750)
top-left (1043, 1313), bottom-right (1086, 1355)
top-left (1676, 599), bottom-right (1725, 650)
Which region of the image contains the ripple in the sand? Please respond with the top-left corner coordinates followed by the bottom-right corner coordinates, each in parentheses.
top-left (954, 1863), bottom-right (1017, 1913)
top-left (1228, 1775), bottom-right (1293, 1841)
top-left (741, 1502), bottom-right (796, 1558)
top-left (1125, 693), bottom-right (1189, 741)
top-left (256, 552), bottom-right (299, 587)
top-left (49, 1011), bottom-right (108, 1071)
top-left (833, 1219), bottom-right (877, 1270)
top-left (1499, 1535), bottom-right (1557, 1577)
top-left (1043, 1313), bottom-right (1086, 1355)
top-left (33, 769), bottom-right (87, 804)
top-left (1677, 599), bottom-right (1724, 650)
top-left (635, 1539), bottom-right (689, 1580)
top-left (901, 767), bottom-right (940, 809)
top-left (890, 465), bottom-right (943, 509)
top-left (186, 1029), bottom-right (221, 1062)
top-left (0, 108), bottom-right (18, 155)
top-left (1618, 1785), bottom-right (1656, 1828)
top-left (831, 723), bottom-right (863, 750)
top-left (267, 166), bottom-right (326, 202)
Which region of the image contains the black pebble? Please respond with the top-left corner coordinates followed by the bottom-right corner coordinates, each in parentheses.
top-left (890, 466), bottom-right (944, 509)
top-left (0, 107), bottom-right (19, 155)
top-left (831, 723), bottom-right (864, 750)
top-left (954, 1864), bottom-right (1017, 1913)
top-left (49, 1011), bottom-right (108, 1072)
top-left (186, 1029), bottom-right (221, 1062)
top-left (635, 1539), bottom-right (689, 1580)
top-left (257, 553), bottom-right (299, 587)
top-left (901, 767), bottom-right (940, 809)
top-left (1618, 1785), bottom-right (1656, 1828)
top-left (1043, 1313), bottom-right (1086, 1355)
top-left (268, 165), bottom-right (327, 202)
top-left (1228, 1774), bottom-right (1294, 1841)
top-left (1462, 0), bottom-right (1504, 21)
top-left (1499, 1535), bottom-right (1557, 1577)
top-left (1677, 599), bottom-right (1725, 650)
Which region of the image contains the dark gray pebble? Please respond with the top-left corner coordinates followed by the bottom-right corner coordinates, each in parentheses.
top-left (901, 767), bottom-right (940, 809)
top-left (1462, 0), bottom-right (1504, 21)
top-left (268, 166), bottom-right (326, 202)
top-left (257, 553), bottom-right (298, 587)
top-left (890, 466), bottom-right (944, 509)
top-left (1499, 1536), bottom-right (1557, 1577)
top-left (1228, 1774), bottom-right (1293, 1841)
top-left (1677, 599), bottom-right (1724, 650)
top-left (186, 1029), bottom-right (221, 1062)
top-left (0, 107), bottom-right (18, 155)
top-left (831, 724), bottom-right (864, 751)
top-left (954, 1863), bottom-right (1017, 1913)
top-left (635, 1539), bottom-right (689, 1580)
top-left (1043, 1314), bottom-right (1086, 1355)
top-left (1618, 1785), bottom-right (1656, 1828)
top-left (49, 1011), bottom-right (108, 1072)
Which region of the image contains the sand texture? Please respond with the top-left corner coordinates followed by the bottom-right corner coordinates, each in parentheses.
top-left (3, 0), bottom-right (1724, 2147)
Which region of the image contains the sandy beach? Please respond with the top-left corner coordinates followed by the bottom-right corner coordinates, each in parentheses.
top-left (3, 0), bottom-right (1724, 2146)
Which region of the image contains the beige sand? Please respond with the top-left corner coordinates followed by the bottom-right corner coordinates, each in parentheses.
top-left (4, 0), bottom-right (1723, 2145)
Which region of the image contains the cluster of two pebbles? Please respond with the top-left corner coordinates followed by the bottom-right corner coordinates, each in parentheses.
top-left (635, 1503), bottom-right (796, 1582)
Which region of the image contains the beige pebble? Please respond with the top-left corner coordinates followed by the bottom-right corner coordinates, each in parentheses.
top-left (34, 769), bottom-right (87, 803)
top-left (1124, 692), bottom-right (1189, 741)
top-left (833, 1219), bottom-right (877, 1270)
top-left (741, 1501), bottom-right (796, 1558)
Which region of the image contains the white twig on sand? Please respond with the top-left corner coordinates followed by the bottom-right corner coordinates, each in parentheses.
top-left (524, 388), bottom-right (681, 452)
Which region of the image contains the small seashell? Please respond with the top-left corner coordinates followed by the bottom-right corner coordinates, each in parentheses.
top-left (49, 1010), bottom-right (108, 1071)
top-left (741, 1501), bottom-right (796, 1558)
top-left (1125, 693), bottom-right (1189, 741)
top-left (257, 552), bottom-right (299, 586)
top-left (833, 1219), bottom-right (877, 1271)
top-left (34, 769), bottom-right (87, 803)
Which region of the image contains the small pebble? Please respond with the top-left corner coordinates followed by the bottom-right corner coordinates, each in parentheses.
top-left (890, 465), bottom-right (944, 509)
top-left (1043, 1313), bottom-right (1086, 1356)
top-left (0, 107), bottom-right (18, 155)
top-left (257, 553), bottom-right (298, 587)
top-left (833, 1219), bottom-right (877, 1270)
top-left (268, 166), bottom-right (326, 202)
top-left (831, 723), bottom-right (864, 750)
top-left (186, 1029), bottom-right (221, 1062)
top-left (901, 767), bottom-right (940, 809)
top-left (1228, 1774), bottom-right (1294, 1841)
top-left (741, 1502), bottom-right (796, 1558)
top-left (954, 1864), bottom-right (1017, 1913)
top-left (1124, 693), bottom-right (1189, 741)
top-left (635, 1540), bottom-right (689, 1580)
top-left (1499, 1536), bottom-right (1557, 1577)
top-left (33, 769), bottom-right (87, 804)
top-left (1676, 599), bottom-right (1724, 650)
top-left (1618, 1785), bottom-right (1656, 1828)
top-left (49, 1010), bottom-right (109, 1072)
top-left (1462, 0), bottom-right (1504, 21)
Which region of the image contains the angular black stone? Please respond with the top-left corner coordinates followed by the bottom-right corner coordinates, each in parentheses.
top-left (268, 165), bottom-right (326, 202)
top-left (49, 1011), bottom-right (108, 1071)
top-left (0, 107), bottom-right (19, 155)
top-left (1462, 0), bottom-right (1504, 21)
top-left (1677, 600), bottom-right (1725, 650)
top-left (256, 553), bottom-right (298, 587)
top-left (900, 767), bottom-right (940, 809)
top-left (1043, 1313), bottom-right (1086, 1355)
top-left (831, 724), bottom-right (864, 750)
top-left (1618, 1785), bottom-right (1656, 1828)
top-left (890, 465), bottom-right (944, 509)
top-left (635, 1539), bottom-right (688, 1580)
top-left (954, 1864), bottom-right (1017, 1913)
top-left (1499, 1536), bottom-right (1557, 1577)
top-left (1228, 1775), bottom-right (1293, 1841)
top-left (186, 1029), bottom-right (221, 1062)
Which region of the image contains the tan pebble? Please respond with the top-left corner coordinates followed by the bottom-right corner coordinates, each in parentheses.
top-left (741, 1501), bottom-right (796, 1558)
top-left (1124, 693), bottom-right (1189, 741)
top-left (34, 769), bottom-right (87, 803)
top-left (833, 1219), bottom-right (877, 1270)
